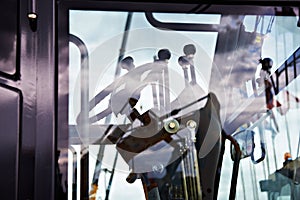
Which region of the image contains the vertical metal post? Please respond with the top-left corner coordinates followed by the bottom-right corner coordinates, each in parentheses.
top-left (80, 150), bottom-right (89, 200)
top-left (114, 12), bottom-right (133, 78)
top-left (252, 162), bottom-right (259, 199)
top-left (69, 34), bottom-right (90, 200)
top-left (284, 115), bottom-right (292, 154)
top-left (271, 134), bottom-right (278, 170)
top-left (240, 166), bottom-right (247, 200)
top-left (293, 54), bottom-right (297, 78)
top-left (70, 147), bottom-right (77, 200)
top-left (104, 152), bottom-right (118, 200)
top-left (225, 134), bottom-right (241, 200)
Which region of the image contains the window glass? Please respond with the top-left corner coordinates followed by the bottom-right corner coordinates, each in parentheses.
top-left (62, 6), bottom-right (300, 200)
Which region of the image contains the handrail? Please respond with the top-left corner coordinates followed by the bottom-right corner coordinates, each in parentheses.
top-left (69, 34), bottom-right (90, 199)
top-left (145, 12), bottom-right (218, 32)
top-left (224, 133), bottom-right (242, 200)
top-left (272, 46), bottom-right (300, 95)
top-left (251, 142), bottom-right (266, 164)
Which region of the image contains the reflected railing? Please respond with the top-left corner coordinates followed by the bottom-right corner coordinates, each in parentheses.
top-left (272, 46), bottom-right (300, 95)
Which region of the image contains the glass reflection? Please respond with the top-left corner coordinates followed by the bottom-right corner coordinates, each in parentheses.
top-left (64, 7), bottom-right (300, 200)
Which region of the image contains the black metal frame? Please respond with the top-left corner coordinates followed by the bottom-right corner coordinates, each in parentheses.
top-left (56, 1), bottom-right (300, 200)
top-left (0, 0), bottom-right (21, 81)
top-left (59, 0), bottom-right (300, 7)
top-left (0, 82), bottom-right (23, 200)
